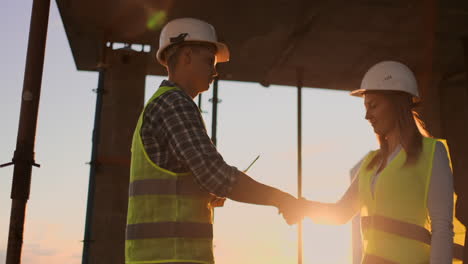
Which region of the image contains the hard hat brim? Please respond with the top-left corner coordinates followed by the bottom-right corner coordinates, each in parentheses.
top-left (349, 88), bottom-right (420, 98)
top-left (214, 42), bottom-right (229, 63)
top-left (157, 40), bottom-right (230, 67)
top-left (349, 89), bottom-right (365, 97)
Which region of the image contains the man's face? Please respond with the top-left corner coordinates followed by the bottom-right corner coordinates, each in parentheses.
top-left (187, 47), bottom-right (218, 94)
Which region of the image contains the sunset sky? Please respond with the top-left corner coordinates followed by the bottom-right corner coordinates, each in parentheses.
top-left (0, 1), bottom-right (378, 263)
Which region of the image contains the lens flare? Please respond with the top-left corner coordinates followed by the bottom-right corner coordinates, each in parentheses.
top-left (147, 11), bottom-right (167, 30)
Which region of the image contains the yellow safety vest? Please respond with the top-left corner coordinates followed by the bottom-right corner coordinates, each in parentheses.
top-left (125, 86), bottom-right (214, 264)
top-left (358, 137), bottom-right (465, 264)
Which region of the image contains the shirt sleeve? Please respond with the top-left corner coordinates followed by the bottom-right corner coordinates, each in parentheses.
top-left (428, 141), bottom-right (454, 264)
top-left (159, 91), bottom-right (238, 197)
top-left (349, 157), bottom-right (364, 182)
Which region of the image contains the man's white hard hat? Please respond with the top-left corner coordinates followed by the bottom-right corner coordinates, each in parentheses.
top-left (156, 17), bottom-right (230, 66)
top-left (350, 61), bottom-right (420, 98)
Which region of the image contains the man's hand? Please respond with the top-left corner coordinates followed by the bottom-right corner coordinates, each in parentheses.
top-left (277, 194), bottom-right (305, 225)
top-left (209, 194), bottom-right (226, 208)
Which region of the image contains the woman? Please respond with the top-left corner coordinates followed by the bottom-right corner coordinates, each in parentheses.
top-left (301, 61), bottom-right (465, 263)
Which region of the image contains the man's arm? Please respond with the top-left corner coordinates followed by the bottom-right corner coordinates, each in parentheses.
top-left (159, 92), bottom-right (301, 223)
top-left (227, 171), bottom-right (302, 225)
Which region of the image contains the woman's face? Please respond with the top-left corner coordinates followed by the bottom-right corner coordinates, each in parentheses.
top-left (364, 93), bottom-right (397, 136)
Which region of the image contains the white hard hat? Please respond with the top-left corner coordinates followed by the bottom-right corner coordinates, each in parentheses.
top-left (350, 61), bottom-right (420, 98)
top-left (156, 18), bottom-right (230, 66)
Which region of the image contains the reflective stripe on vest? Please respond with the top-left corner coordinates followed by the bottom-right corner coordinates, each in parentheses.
top-left (126, 222), bottom-right (213, 239)
top-left (361, 215), bottom-right (464, 261)
top-left (129, 177), bottom-right (207, 196)
top-left (126, 86), bottom-right (214, 264)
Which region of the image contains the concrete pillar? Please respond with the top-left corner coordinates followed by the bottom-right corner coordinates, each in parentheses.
top-left (85, 47), bottom-right (146, 264)
top-left (415, 0), bottom-right (442, 138)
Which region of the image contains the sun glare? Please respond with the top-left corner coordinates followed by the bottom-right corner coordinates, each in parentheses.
top-left (303, 221), bottom-right (352, 264)
top-left (301, 158), bottom-right (355, 264)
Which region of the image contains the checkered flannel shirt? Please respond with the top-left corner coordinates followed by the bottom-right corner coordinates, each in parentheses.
top-left (140, 80), bottom-right (238, 197)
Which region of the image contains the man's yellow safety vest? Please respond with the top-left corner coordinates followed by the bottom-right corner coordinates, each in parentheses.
top-left (125, 86), bottom-right (214, 264)
top-left (358, 137), bottom-right (465, 264)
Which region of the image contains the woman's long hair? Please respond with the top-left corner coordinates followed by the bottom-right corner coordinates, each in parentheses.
top-left (366, 91), bottom-right (431, 170)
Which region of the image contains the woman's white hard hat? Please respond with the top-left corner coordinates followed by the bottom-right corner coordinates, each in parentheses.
top-left (156, 18), bottom-right (230, 66)
top-left (350, 61), bottom-right (420, 98)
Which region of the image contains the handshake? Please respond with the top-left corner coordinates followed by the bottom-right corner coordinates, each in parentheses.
top-left (276, 193), bottom-right (310, 225)
top-left (209, 190), bottom-right (316, 225)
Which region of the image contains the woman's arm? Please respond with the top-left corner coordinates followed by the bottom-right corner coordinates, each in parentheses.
top-left (428, 141), bottom-right (454, 263)
top-left (302, 176), bottom-right (360, 225)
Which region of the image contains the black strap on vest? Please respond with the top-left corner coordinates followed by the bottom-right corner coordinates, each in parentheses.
top-left (361, 215), bottom-right (464, 261)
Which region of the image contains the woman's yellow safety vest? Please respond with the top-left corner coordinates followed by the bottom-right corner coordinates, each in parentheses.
top-left (358, 137), bottom-right (465, 264)
top-left (125, 86), bottom-right (214, 264)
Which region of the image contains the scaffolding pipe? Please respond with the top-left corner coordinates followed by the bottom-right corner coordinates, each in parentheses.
top-left (198, 93), bottom-right (203, 111)
top-left (296, 67), bottom-right (303, 264)
top-left (4, 0), bottom-right (50, 263)
top-left (82, 69), bottom-right (106, 264)
top-left (211, 79), bottom-right (219, 146)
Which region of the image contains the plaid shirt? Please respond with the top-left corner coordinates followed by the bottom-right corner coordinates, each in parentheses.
top-left (140, 80), bottom-right (238, 197)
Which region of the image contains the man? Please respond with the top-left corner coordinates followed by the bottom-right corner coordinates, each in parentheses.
top-left (125, 18), bottom-right (301, 264)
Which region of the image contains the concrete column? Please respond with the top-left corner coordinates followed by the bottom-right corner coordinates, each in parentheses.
top-left (84, 47), bottom-right (146, 264)
top-left (416, 0), bottom-right (442, 138)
